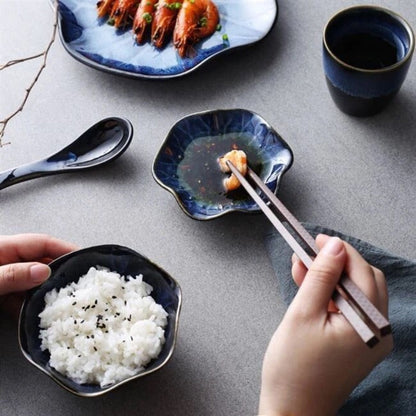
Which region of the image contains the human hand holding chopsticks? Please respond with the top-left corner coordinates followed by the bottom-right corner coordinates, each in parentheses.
top-left (258, 235), bottom-right (393, 416)
top-left (226, 161), bottom-right (390, 346)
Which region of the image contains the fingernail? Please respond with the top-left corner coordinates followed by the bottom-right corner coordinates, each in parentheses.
top-left (321, 237), bottom-right (343, 256)
top-left (30, 264), bottom-right (51, 284)
top-left (291, 253), bottom-right (300, 264)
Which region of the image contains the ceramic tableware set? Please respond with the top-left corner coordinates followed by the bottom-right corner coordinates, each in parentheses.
top-left (6, 0), bottom-right (414, 397)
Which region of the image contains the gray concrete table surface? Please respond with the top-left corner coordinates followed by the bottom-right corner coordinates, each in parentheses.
top-left (1, 0), bottom-right (415, 415)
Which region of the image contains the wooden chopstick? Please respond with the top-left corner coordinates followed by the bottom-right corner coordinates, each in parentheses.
top-left (245, 166), bottom-right (391, 337)
top-left (226, 161), bottom-right (391, 347)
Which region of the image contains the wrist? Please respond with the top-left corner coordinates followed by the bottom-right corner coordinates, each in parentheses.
top-left (259, 386), bottom-right (339, 416)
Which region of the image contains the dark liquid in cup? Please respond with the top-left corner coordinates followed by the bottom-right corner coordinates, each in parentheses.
top-left (333, 33), bottom-right (398, 69)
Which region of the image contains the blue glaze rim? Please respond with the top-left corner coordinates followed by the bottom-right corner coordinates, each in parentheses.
top-left (152, 109), bottom-right (293, 220)
top-left (56, 0), bottom-right (279, 80)
top-left (18, 244), bottom-right (182, 397)
top-left (323, 5), bottom-right (415, 74)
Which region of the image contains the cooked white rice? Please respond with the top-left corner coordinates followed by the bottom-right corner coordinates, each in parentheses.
top-left (38, 266), bottom-right (168, 387)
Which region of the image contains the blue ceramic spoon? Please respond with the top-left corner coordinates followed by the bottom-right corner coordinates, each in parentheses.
top-left (0, 117), bottom-right (133, 190)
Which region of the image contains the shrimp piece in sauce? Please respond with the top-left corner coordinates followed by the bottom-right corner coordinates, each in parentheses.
top-left (133, 0), bottom-right (158, 44)
top-left (151, 0), bottom-right (184, 49)
top-left (218, 149), bottom-right (248, 192)
top-left (173, 0), bottom-right (219, 58)
top-left (109, 0), bottom-right (138, 28)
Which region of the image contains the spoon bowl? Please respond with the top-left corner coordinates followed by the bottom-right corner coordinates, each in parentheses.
top-left (0, 117), bottom-right (133, 190)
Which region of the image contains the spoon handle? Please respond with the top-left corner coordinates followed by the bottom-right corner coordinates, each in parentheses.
top-left (0, 160), bottom-right (57, 190)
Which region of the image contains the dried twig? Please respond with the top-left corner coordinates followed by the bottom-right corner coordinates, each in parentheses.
top-left (0, 53), bottom-right (45, 70)
top-left (0, 3), bottom-right (59, 147)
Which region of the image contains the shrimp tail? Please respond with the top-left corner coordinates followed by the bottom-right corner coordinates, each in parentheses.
top-left (96, 0), bottom-right (116, 18)
top-left (152, 18), bottom-right (175, 49)
top-left (174, 26), bottom-right (198, 57)
top-left (108, 0), bottom-right (138, 28)
top-left (152, 1), bottom-right (183, 49)
top-left (134, 21), bottom-right (148, 44)
top-left (133, 0), bottom-right (157, 44)
top-left (173, 0), bottom-right (219, 58)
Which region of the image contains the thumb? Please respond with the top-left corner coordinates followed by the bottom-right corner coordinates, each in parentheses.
top-left (292, 236), bottom-right (346, 316)
top-left (0, 263), bottom-right (51, 295)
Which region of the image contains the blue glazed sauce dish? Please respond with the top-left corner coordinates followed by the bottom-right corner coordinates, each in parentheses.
top-left (152, 109), bottom-right (293, 221)
top-left (323, 5), bottom-right (414, 117)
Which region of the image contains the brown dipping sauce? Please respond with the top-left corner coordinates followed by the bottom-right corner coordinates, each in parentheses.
top-left (177, 132), bottom-right (265, 206)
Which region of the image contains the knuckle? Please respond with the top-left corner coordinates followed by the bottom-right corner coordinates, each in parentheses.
top-left (0, 265), bottom-right (16, 284)
top-left (308, 264), bottom-right (337, 286)
top-left (290, 305), bottom-right (313, 322)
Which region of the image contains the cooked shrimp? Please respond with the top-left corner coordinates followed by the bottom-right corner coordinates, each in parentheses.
top-left (173, 0), bottom-right (219, 58)
top-left (96, 0), bottom-right (116, 18)
top-left (151, 0), bottom-right (184, 49)
top-left (218, 149), bottom-right (247, 192)
top-left (108, 0), bottom-right (138, 28)
top-left (133, 0), bottom-right (158, 44)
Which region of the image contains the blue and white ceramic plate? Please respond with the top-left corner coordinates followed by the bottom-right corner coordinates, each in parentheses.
top-left (152, 109), bottom-right (293, 220)
top-left (57, 0), bottom-right (278, 79)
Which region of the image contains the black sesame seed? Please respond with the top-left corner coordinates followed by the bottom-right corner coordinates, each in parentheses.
top-left (95, 299), bottom-right (98, 305)
top-left (112, 296), bottom-right (117, 299)
top-left (72, 302), bottom-right (77, 306)
top-left (94, 347), bottom-right (97, 351)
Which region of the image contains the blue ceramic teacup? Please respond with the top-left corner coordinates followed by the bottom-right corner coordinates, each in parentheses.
top-left (323, 6), bottom-right (414, 117)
